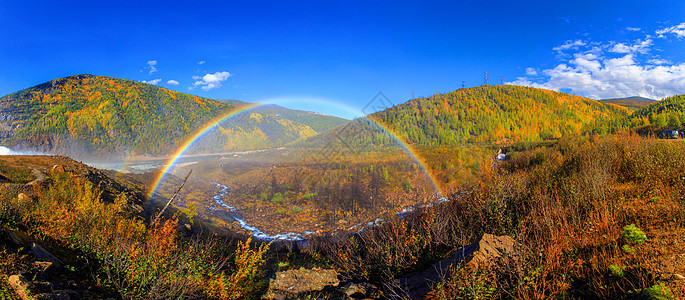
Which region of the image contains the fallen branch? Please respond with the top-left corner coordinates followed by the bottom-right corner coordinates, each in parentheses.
top-left (153, 170), bottom-right (192, 224)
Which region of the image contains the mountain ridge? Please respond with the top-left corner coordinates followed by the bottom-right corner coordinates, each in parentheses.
top-left (365, 85), bottom-right (632, 146)
top-left (0, 74), bottom-right (347, 159)
top-left (601, 96), bottom-right (656, 111)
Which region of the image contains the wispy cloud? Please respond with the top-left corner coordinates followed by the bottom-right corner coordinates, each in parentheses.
top-left (656, 22), bottom-right (685, 38)
top-left (553, 40), bottom-right (586, 53)
top-left (198, 60), bottom-right (205, 65)
top-left (147, 60), bottom-right (158, 74)
top-left (192, 71), bottom-right (231, 91)
top-left (142, 78), bottom-right (161, 85)
top-left (509, 25), bottom-right (685, 100)
top-left (167, 80), bottom-right (179, 85)
top-left (626, 27), bottom-right (642, 32)
top-left (649, 58), bottom-right (671, 65)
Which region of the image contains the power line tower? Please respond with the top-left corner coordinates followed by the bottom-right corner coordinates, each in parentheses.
top-left (412, 91), bottom-right (414, 98)
top-left (501, 76), bottom-right (504, 85)
top-left (461, 81), bottom-right (466, 88)
top-left (484, 71), bottom-right (488, 85)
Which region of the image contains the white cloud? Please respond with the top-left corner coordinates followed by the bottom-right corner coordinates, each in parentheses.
top-left (525, 67), bottom-right (537, 76)
top-left (553, 40), bottom-right (586, 52)
top-left (656, 22), bottom-right (685, 38)
top-left (167, 80), bottom-right (179, 85)
top-left (142, 78), bottom-right (161, 85)
top-left (147, 60), bottom-right (158, 74)
top-left (609, 39), bottom-right (652, 54)
top-left (649, 58), bottom-right (672, 65)
top-left (193, 71), bottom-right (231, 91)
top-left (510, 33), bottom-right (685, 100)
top-left (626, 27), bottom-right (641, 32)
top-left (610, 43), bottom-right (631, 53)
top-left (198, 60), bottom-right (206, 65)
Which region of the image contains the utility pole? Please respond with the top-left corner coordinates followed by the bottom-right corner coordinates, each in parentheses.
top-left (484, 71), bottom-right (488, 85)
top-left (501, 76), bottom-right (504, 85)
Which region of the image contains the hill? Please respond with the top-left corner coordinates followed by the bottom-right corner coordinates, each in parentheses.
top-left (184, 104), bottom-right (348, 154)
top-left (370, 85), bottom-right (631, 145)
top-left (628, 94), bottom-right (685, 131)
top-left (0, 75), bottom-right (347, 158)
top-left (300, 85), bottom-right (631, 150)
top-left (601, 96), bottom-right (656, 111)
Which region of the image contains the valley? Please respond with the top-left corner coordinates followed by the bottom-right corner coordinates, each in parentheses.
top-left (1, 75), bottom-right (685, 299)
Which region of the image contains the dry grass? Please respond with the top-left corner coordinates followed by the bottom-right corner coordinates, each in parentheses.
top-left (305, 133), bottom-right (685, 299)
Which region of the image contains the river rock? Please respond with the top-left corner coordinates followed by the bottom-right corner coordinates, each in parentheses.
top-left (265, 268), bottom-right (339, 299)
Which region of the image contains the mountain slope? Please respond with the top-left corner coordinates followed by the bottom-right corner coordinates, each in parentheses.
top-left (0, 74), bottom-right (234, 157)
top-left (601, 96), bottom-right (656, 111)
top-left (184, 104), bottom-right (349, 154)
top-left (0, 75), bottom-right (348, 158)
top-left (628, 94), bottom-right (685, 131)
top-left (368, 85), bottom-right (631, 145)
top-left (298, 85), bottom-right (632, 151)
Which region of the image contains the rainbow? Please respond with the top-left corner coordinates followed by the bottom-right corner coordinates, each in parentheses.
top-left (147, 102), bottom-right (262, 198)
top-left (147, 99), bottom-right (443, 198)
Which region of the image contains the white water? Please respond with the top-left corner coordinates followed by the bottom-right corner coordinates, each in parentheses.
top-left (206, 182), bottom-right (467, 241)
top-left (207, 182), bottom-right (311, 241)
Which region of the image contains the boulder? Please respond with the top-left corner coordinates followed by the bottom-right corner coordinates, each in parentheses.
top-left (4, 228), bottom-right (24, 246)
top-left (459, 233), bottom-right (518, 269)
top-left (344, 282), bottom-right (382, 299)
top-left (8, 274), bottom-right (34, 300)
top-left (31, 243), bottom-right (63, 268)
top-left (663, 273), bottom-right (685, 281)
top-left (31, 261), bottom-right (56, 277)
top-left (33, 291), bottom-right (71, 300)
top-left (394, 234), bottom-right (519, 299)
top-left (17, 193), bottom-right (31, 202)
top-left (266, 268), bottom-right (339, 299)
top-left (51, 165), bottom-right (65, 174)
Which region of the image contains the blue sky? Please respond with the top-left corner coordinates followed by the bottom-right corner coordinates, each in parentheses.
top-left (1, 1), bottom-right (684, 119)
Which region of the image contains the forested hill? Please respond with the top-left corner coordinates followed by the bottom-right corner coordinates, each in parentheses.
top-left (368, 85), bottom-right (631, 145)
top-left (0, 75), bottom-right (348, 158)
top-left (601, 96), bottom-right (656, 111)
top-left (628, 94), bottom-right (685, 131)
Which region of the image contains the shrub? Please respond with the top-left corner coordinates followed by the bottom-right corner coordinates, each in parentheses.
top-left (271, 192), bottom-right (284, 204)
top-left (622, 224), bottom-right (647, 244)
top-left (621, 244), bottom-right (635, 254)
top-left (609, 264), bottom-right (624, 277)
top-left (1, 169), bottom-right (271, 299)
top-left (205, 237), bottom-right (270, 299)
top-left (643, 283), bottom-right (673, 300)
